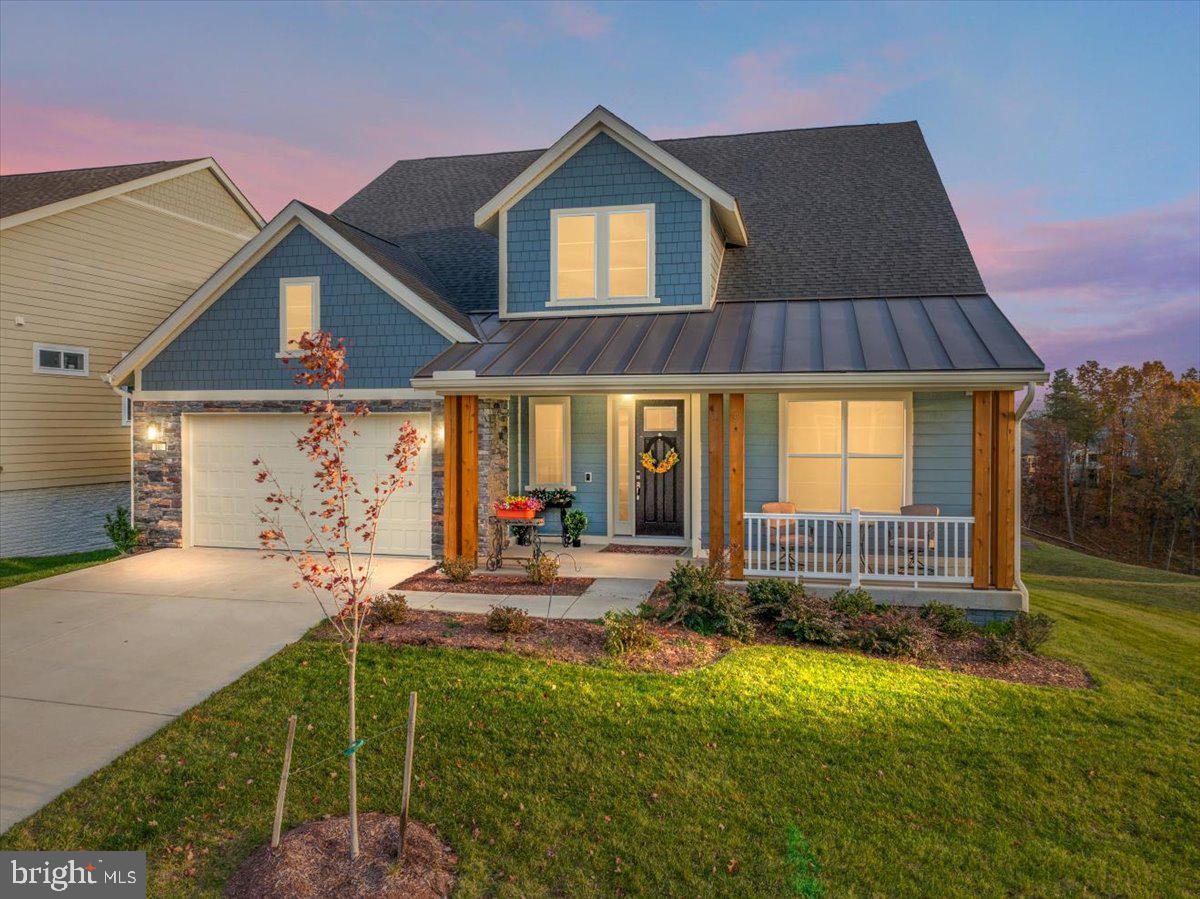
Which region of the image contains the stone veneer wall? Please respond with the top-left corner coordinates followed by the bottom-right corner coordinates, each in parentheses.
top-left (475, 398), bottom-right (510, 548)
top-left (132, 399), bottom-right (445, 554)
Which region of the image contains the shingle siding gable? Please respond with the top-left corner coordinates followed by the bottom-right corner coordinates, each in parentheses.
top-left (505, 132), bottom-right (704, 314)
top-left (142, 225), bottom-right (450, 390)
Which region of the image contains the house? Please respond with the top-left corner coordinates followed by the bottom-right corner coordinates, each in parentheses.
top-left (1, 159), bottom-right (264, 556)
top-left (108, 107), bottom-right (1046, 616)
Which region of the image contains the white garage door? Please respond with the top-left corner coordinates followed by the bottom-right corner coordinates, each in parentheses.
top-left (187, 413), bottom-right (432, 556)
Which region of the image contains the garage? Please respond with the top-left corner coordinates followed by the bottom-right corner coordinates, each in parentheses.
top-left (185, 413), bottom-right (432, 556)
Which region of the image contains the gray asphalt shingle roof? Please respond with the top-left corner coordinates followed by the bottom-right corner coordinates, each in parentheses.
top-left (415, 296), bottom-right (1043, 380)
top-left (0, 159), bottom-right (201, 219)
top-left (336, 121), bottom-right (986, 313)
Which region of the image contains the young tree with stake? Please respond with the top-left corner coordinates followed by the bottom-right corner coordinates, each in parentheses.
top-left (255, 331), bottom-right (424, 859)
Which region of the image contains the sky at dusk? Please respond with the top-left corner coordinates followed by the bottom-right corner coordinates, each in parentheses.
top-left (2, 0), bottom-right (1197, 375)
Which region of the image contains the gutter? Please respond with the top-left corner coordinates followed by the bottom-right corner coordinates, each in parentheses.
top-left (1013, 380), bottom-right (1038, 607)
top-left (412, 369), bottom-right (1050, 394)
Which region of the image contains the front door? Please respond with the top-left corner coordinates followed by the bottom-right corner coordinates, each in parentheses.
top-left (635, 399), bottom-right (685, 537)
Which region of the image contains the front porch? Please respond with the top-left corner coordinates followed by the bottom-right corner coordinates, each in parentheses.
top-left (438, 388), bottom-right (1024, 613)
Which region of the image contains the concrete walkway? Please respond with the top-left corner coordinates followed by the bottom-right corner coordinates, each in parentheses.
top-left (0, 547), bottom-right (425, 832)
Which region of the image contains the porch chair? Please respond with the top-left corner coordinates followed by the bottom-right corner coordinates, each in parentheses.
top-left (761, 501), bottom-right (810, 570)
top-left (888, 504), bottom-right (940, 574)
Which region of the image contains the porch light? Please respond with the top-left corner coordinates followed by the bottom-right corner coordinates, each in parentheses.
top-left (146, 422), bottom-right (161, 441)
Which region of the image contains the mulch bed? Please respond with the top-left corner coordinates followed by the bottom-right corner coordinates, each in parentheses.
top-left (393, 566), bottom-right (594, 596)
top-left (360, 609), bottom-right (725, 674)
top-left (225, 813), bottom-right (455, 898)
top-left (600, 544), bottom-right (685, 555)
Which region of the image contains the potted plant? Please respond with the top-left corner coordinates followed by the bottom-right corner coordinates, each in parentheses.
top-left (527, 487), bottom-right (575, 509)
top-left (494, 495), bottom-right (544, 520)
top-left (563, 508), bottom-right (588, 547)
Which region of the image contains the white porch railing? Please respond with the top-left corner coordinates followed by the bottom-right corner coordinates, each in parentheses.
top-left (743, 509), bottom-right (974, 586)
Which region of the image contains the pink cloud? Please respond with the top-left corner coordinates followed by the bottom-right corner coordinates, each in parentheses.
top-left (954, 187), bottom-right (1200, 372)
top-left (546, 1), bottom-right (612, 39)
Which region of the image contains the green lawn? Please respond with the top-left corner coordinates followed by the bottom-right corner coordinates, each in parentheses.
top-left (2, 542), bottom-right (1197, 896)
top-left (0, 549), bottom-right (119, 589)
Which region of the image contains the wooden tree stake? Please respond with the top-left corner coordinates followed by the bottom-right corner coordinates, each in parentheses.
top-left (399, 691), bottom-right (418, 860)
top-left (271, 714), bottom-right (297, 849)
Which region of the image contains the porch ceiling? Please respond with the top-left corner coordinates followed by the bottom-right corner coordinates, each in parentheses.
top-left (414, 296), bottom-right (1044, 385)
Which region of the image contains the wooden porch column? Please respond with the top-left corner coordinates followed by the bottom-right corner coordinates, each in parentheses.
top-left (442, 395), bottom-right (461, 560)
top-left (729, 393), bottom-right (745, 579)
top-left (993, 391), bottom-right (1016, 590)
top-left (972, 391), bottom-right (994, 588)
top-left (460, 395), bottom-right (479, 564)
top-left (707, 393), bottom-right (725, 562)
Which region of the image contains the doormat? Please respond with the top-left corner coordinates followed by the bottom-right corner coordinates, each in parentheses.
top-left (599, 544), bottom-right (685, 556)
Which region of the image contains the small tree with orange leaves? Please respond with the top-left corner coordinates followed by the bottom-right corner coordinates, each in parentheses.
top-left (254, 331), bottom-right (424, 859)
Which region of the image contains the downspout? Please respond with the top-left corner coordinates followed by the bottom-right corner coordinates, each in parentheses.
top-left (1014, 381), bottom-right (1037, 607)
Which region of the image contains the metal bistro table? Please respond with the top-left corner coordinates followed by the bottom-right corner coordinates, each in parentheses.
top-left (485, 515), bottom-right (545, 571)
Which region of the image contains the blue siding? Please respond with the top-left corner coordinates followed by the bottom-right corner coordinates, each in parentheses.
top-left (912, 392), bottom-right (973, 516)
top-left (506, 132), bottom-right (703, 314)
top-left (513, 396), bottom-right (608, 538)
top-left (142, 225), bottom-right (450, 390)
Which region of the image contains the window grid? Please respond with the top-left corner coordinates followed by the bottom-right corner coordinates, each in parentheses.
top-left (550, 205), bottom-right (654, 305)
top-left (783, 399), bottom-right (907, 513)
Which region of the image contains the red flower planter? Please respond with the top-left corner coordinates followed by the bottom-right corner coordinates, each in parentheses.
top-left (496, 508), bottom-right (537, 520)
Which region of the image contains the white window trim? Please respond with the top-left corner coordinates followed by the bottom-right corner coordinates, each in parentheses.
top-left (33, 343), bottom-right (89, 377)
top-left (526, 396), bottom-right (574, 490)
top-left (278, 276), bottom-right (320, 357)
top-left (778, 393), bottom-right (913, 513)
top-left (121, 391), bottom-right (133, 426)
top-left (549, 204), bottom-right (657, 306)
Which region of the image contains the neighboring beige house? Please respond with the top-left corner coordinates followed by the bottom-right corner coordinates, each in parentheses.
top-left (0, 159), bottom-right (262, 555)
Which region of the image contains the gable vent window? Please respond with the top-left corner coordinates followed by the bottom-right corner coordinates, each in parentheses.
top-left (34, 343), bottom-right (89, 376)
top-left (551, 205), bottom-right (655, 305)
top-left (279, 277), bottom-right (320, 356)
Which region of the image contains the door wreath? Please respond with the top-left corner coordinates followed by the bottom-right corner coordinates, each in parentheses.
top-left (640, 446), bottom-right (680, 474)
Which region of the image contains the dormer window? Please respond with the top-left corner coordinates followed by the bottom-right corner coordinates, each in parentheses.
top-left (551, 204), bottom-right (655, 305)
top-left (278, 276), bottom-right (320, 356)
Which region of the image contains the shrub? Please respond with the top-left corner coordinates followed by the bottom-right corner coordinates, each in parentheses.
top-left (372, 592), bottom-right (409, 625)
top-left (856, 609), bottom-right (935, 658)
top-left (661, 560), bottom-right (754, 641)
top-left (523, 554), bottom-right (559, 585)
top-left (439, 556), bottom-right (474, 583)
top-left (980, 618), bottom-right (1013, 638)
top-left (603, 609), bottom-right (660, 655)
top-left (486, 604), bottom-right (535, 634)
top-left (104, 506), bottom-right (142, 555)
top-left (920, 601), bottom-right (973, 638)
top-left (563, 508), bottom-right (589, 543)
top-left (747, 577), bottom-right (805, 622)
top-left (982, 633), bottom-right (1020, 664)
top-left (777, 593), bottom-right (846, 645)
top-left (1011, 611), bottom-right (1054, 653)
top-left (829, 587), bottom-right (876, 619)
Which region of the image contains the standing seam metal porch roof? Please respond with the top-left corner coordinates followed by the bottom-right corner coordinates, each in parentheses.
top-left (415, 296), bottom-right (1043, 380)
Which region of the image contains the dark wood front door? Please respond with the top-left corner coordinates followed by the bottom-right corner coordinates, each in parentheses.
top-left (635, 399), bottom-right (685, 537)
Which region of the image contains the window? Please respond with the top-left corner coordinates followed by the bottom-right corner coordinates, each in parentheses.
top-left (551, 205), bottom-right (654, 304)
top-left (33, 343), bottom-right (88, 376)
top-left (279, 277), bottom-right (320, 355)
top-left (782, 398), bottom-right (907, 513)
top-left (121, 393), bottom-right (133, 427)
top-left (528, 396), bottom-right (572, 488)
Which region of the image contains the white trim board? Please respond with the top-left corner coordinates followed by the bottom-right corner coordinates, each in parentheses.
top-left (107, 201), bottom-right (478, 386)
top-left (475, 106), bottom-right (748, 247)
top-left (1, 158), bottom-right (265, 231)
top-left (133, 388), bottom-right (435, 401)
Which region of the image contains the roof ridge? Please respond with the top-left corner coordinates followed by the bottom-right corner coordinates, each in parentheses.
top-left (1, 158), bottom-right (202, 179)
top-left (373, 120), bottom-right (920, 168)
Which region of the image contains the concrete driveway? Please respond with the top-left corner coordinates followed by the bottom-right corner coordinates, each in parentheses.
top-left (0, 547), bottom-right (427, 832)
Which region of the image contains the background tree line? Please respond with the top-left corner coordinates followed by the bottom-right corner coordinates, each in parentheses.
top-left (1023, 362), bottom-right (1200, 574)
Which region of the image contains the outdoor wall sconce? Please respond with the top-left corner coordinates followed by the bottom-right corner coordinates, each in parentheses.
top-left (146, 422), bottom-right (161, 441)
